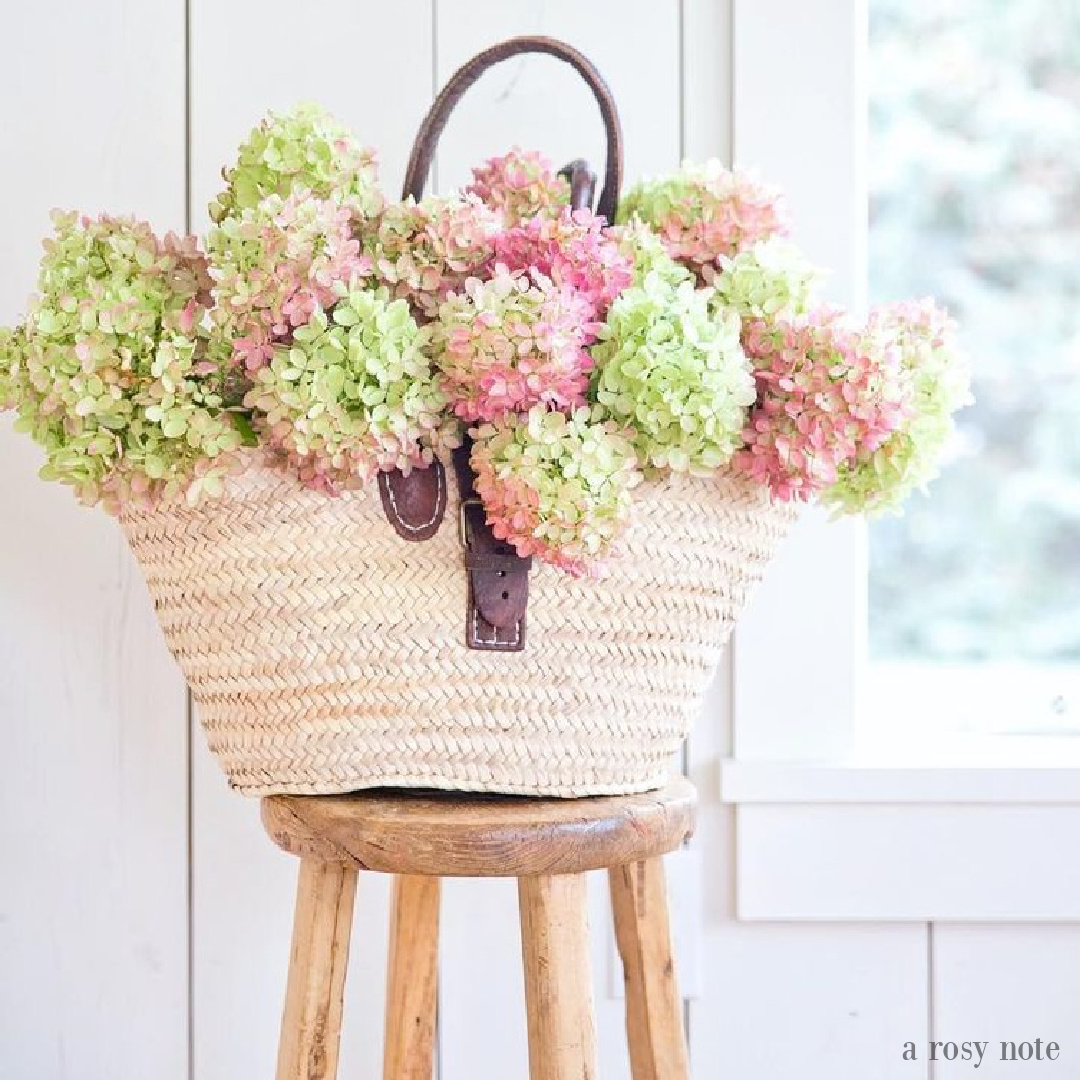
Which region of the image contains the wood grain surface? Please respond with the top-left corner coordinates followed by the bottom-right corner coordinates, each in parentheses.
top-left (276, 860), bottom-right (358, 1080)
top-left (610, 859), bottom-right (690, 1080)
top-left (262, 779), bottom-right (696, 878)
top-left (519, 874), bottom-right (599, 1080)
top-left (383, 875), bottom-right (441, 1080)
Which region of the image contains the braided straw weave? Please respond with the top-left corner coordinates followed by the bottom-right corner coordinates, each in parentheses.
top-left (121, 451), bottom-right (794, 797)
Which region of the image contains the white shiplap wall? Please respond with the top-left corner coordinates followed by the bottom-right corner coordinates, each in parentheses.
top-left (2, 3), bottom-right (1077, 1079)
top-left (0, 4), bottom-right (189, 1080)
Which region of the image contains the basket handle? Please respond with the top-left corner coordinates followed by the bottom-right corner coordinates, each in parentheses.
top-left (402, 35), bottom-right (624, 223)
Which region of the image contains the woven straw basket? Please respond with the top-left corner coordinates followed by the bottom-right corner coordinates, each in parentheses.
top-left (119, 37), bottom-right (797, 797)
top-left (121, 451), bottom-right (794, 796)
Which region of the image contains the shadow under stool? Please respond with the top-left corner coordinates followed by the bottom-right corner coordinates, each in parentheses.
top-left (262, 776), bottom-right (696, 1080)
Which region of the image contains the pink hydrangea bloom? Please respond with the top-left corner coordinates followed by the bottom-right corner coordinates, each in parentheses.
top-left (465, 147), bottom-right (571, 226)
top-left (369, 194), bottom-right (499, 320)
top-left (733, 309), bottom-right (913, 502)
top-left (208, 192), bottom-right (372, 371)
top-left (435, 266), bottom-right (597, 423)
top-left (471, 405), bottom-right (642, 576)
top-left (822, 299), bottom-right (972, 515)
top-left (492, 206), bottom-right (633, 320)
top-left (618, 160), bottom-right (789, 279)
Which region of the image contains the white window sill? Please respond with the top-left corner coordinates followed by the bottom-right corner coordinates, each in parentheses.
top-left (718, 736), bottom-right (1080, 922)
top-left (721, 735), bottom-right (1080, 805)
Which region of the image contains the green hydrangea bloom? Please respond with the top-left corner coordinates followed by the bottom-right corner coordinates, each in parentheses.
top-left (471, 405), bottom-right (642, 576)
top-left (4, 212), bottom-right (242, 510)
top-left (0, 324), bottom-right (29, 410)
top-left (244, 284), bottom-right (459, 492)
top-left (709, 236), bottom-right (820, 319)
top-left (210, 104), bottom-right (383, 223)
top-left (617, 160), bottom-right (787, 274)
top-left (611, 218), bottom-right (692, 290)
top-left (821, 300), bottom-right (973, 516)
top-left (591, 277), bottom-right (756, 475)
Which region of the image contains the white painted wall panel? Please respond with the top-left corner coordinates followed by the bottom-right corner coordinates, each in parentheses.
top-left (735, 804), bottom-right (1080, 922)
top-left (0, 3), bottom-right (189, 1079)
top-left (933, 926), bottom-right (1080, 1079)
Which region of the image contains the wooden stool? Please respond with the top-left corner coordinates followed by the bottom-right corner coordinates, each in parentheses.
top-left (262, 777), bottom-right (695, 1080)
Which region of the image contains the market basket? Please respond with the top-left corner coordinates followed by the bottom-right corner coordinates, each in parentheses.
top-left (119, 36), bottom-right (797, 797)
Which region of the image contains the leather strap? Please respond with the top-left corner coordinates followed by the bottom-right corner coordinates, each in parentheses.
top-left (402, 35), bottom-right (623, 223)
top-left (452, 437), bottom-right (531, 652)
top-left (378, 464), bottom-right (447, 542)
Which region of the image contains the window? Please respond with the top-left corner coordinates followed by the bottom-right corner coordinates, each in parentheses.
top-left (722, 0), bottom-right (1080, 923)
top-left (867, 0), bottom-right (1080, 742)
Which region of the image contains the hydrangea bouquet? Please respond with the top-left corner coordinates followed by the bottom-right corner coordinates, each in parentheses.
top-left (0, 104), bottom-right (971, 576)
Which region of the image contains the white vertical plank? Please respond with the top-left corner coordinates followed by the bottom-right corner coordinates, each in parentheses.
top-left (705, 923), bottom-right (928, 1079)
top-left (439, 878), bottom-right (529, 1078)
top-left (933, 925), bottom-right (1080, 1079)
top-left (187, 5), bottom-right (434, 1078)
top-left (0, 3), bottom-right (189, 1079)
top-left (432, 5), bottom-right (681, 1078)
top-left (681, 0), bottom-right (733, 168)
top-left (730, 0), bottom-right (868, 761)
top-left (680, 9), bottom-right (738, 1075)
top-left (687, 658), bottom-right (737, 1080)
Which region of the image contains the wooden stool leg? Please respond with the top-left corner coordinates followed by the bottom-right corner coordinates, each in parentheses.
top-left (518, 873), bottom-right (598, 1080)
top-left (276, 859), bottom-right (358, 1080)
top-left (609, 858), bottom-right (689, 1080)
top-left (383, 875), bottom-right (441, 1080)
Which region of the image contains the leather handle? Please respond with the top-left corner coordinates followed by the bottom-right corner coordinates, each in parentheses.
top-left (402, 35), bottom-right (624, 223)
top-left (559, 158), bottom-right (598, 213)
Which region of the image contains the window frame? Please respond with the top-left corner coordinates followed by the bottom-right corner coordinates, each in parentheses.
top-left (722, 0), bottom-right (1080, 922)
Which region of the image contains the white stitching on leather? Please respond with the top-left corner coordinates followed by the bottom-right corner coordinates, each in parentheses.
top-left (383, 465), bottom-right (445, 532)
top-left (472, 607), bottom-right (521, 648)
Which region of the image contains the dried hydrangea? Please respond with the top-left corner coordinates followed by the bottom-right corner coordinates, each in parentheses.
top-left (471, 405), bottom-right (642, 576)
top-left (208, 192), bottom-right (371, 371)
top-left (822, 300), bottom-right (971, 515)
top-left (618, 160), bottom-right (788, 278)
top-left (369, 194), bottom-right (498, 319)
top-left (465, 147), bottom-right (571, 226)
top-left (492, 206), bottom-right (633, 318)
top-left (244, 284), bottom-right (458, 493)
top-left (434, 266), bottom-right (596, 423)
top-left (0, 324), bottom-right (28, 409)
top-left (734, 309), bottom-right (912, 502)
top-left (709, 236), bottom-right (820, 318)
top-left (210, 103), bottom-right (383, 223)
top-left (611, 218), bottom-right (693, 290)
top-left (592, 277), bottom-right (756, 474)
top-left (3, 212), bottom-right (241, 510)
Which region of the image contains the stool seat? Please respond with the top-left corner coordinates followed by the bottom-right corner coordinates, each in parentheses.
top-left (262, 776), bottom-right (695, 878)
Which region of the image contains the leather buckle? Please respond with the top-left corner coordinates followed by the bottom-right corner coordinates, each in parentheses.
top-left (458, 497), bottom-right (483, 548)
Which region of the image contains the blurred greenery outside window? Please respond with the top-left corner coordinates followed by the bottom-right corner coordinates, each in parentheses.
top-left (868, 0), bottom-right (1080, 738)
